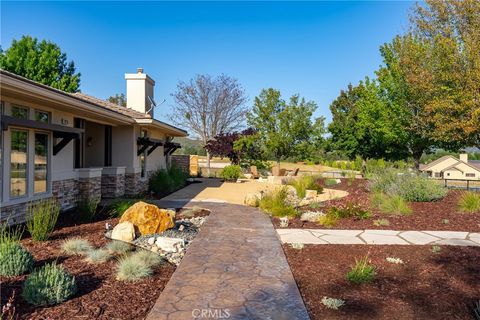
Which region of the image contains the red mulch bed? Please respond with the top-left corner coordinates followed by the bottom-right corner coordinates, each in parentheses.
top-left (271, 179), bottom-right (480, 232)
top-left (284, 244), bottom-right (480, 320)
top-left (0, 206), bottom-right (209, 320)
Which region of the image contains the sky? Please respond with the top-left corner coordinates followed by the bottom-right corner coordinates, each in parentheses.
top-left (1, 1), bottom-right (413, 130)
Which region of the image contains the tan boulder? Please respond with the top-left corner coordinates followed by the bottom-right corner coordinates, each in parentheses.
top-left (244, 193), bottom-right (260, 207)
top-left (119, 201), bottom-right (175, 235)
top-left (111, 221), bottom-right (136, 242)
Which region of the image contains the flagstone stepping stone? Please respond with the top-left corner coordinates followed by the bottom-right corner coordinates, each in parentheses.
top-left (399, 231), bottom-right (440, 245)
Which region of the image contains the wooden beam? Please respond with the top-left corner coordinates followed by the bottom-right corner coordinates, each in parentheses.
top-left (53, 136), bottom-right (75, 155)
top-left (1, 115), bottom-right (83, 137)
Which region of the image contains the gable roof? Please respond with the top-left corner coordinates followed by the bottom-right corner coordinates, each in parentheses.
top-left (421, 155), bottom-right (456, 171)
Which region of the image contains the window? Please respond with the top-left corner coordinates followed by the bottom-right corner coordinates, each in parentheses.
top-left (466, 173), bottom-right (475, 178)
top-left (10, 130), bottom-right (28, 198)
top-left (35, 110), bottom-right (50, 123)
top-left (34, 133), bottom-right (48, 194)
top-left (11, 105), bottom-right (28, 119)
top-left (447, 173), bottom-right (450, 177)
top-left (434, 172), bottom-right (442, 178)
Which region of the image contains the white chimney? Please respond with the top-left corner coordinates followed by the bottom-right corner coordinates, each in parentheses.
top-left (459, 153), bottom-right (468, 162)
top-left (125, 68), bottom-right (155, 116)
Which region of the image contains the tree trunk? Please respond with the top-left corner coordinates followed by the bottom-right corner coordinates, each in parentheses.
top-left (412, 150), bottom-right (423, 170)
top-left (206, 150), bottom-right (211, 177)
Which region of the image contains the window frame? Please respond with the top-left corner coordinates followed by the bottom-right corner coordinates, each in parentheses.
top-left (9, 128), bottom-right (29, 199)
top-left (1, 102), bottom-right (53, 205)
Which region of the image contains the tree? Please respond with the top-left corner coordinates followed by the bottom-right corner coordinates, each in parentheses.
top-left (376, 34), bottom-right (437, 167)
top-left (205, 128), bottom-right (256, 165)
top-left (0, 36), bottom-right (80, 92)
top-left (328, 78), bottom-right (409, 161)
top-left (409, 0), bottom-right (480, 147)
top-left (170, 74), bottom-right (248, 173)
top-left (108, 93), bottom-right (127, 107)
top-left (247, 88), bottom-right (324, 164)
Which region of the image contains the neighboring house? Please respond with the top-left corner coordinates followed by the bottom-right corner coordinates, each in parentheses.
top-left (420, 154), bottom-right (480, 180)
top-left (0, 68), bottom-right (187, 224)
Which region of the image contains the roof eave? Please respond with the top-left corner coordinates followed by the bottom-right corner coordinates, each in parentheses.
top-left (135, 118), bottom-right (187, 137)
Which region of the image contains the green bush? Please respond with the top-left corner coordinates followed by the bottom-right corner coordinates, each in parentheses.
top-left (318, 214), bottom-right (339, 228)
top-left (0, 242), bottom-right (34, 276)
top-left (0, 222), bottom-right (23, 245)
top-left (369, 170), bottom-right (447, 202)
top-left (108, 199), bottom-right (135, 218)
top-left (77, 197), bottom-right (100, 223)
top-left (149, 165), bottom-right (189, 195)
top-left (106, 240), bottom-right (132, 255)
top-left (26, 198), bottom-right (60, 241)
top-left (287, 175), bottom-right (323, 198)
top-left (84, 249), bottom-right (111, 264)
top-left (327, 202), bottom-right (371, 219)
top-left (325, 178), bottom-right (338, 187)
top-left (259, 187), bottom-right (298, 217)
top-left (61, 237), bottom-right (93, 256)
top-left (132, 250), bottom-right (163, 268)
top-left (372, 193), bottom-right (412, 215)
top-left (116, 254), bottom-right (153, 281)
top-left (379, 195), bottom-right (411, 215)
top-left (346, 256), bottom-right (376, 284)
top-left (458, 192), bottom-right (480, 213)
top-left (219, 165), bottom-right (242, 181)
top-left (22, 263), bottom-right (77, 306)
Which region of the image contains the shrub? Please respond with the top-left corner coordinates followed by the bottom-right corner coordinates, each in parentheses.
top-left (219, 165), bottom-right (242, 181)
top-left (458, 192), bottom-right (480, 213)
top-left (318, 214), bottom-right (338, 228)
top-left (85, 249), bottom-right (111, 264)
top-left (373, 218), bottom-right (390, 227)
top-left (106, 240), bottom-right (132, 255)
top-left (287, 175), bottom-right (323, 198)
top-left (26, 198), bottom-right (60, 241)
top-left (325, 178), bottom-right (338, 187)
top-left (259, 187), bottom-right (298, 217)
top-left (346, 255), bottom-right (375, 284)
top-left (0, 242), bottom-right (34, 276)
top-left (132, 249), bottom-right (163, 268)
top-left (149, 166), bottom-right (189, 195)
top-left (116, 255), bottom-right (153, 281)
top-left (0, 222), bottom-right (23, 245)
top-left (374, 193), bottom-right (412, 215)
top-left (369, 170), bottom-right (447, 202)
top-left (22, 263), bottom-right (77, 306)
top-left (61, 237), bottom-right (93, 256)
top-left (77, 197), bottom-right (100, 222)
top-left (327, 202), bottom-right (371, 219)
top-left (321, 296), bottom-right (345, 310)
top-left (108, 199), bottom-right (134, 218)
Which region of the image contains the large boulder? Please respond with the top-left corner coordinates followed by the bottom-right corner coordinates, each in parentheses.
top-left (111, 222), bottom-right (136, 242)
top-left (119, 201), bottom-right (175, 235)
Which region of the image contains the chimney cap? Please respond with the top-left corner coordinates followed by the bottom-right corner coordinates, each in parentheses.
top-left (137, 68), bottom-right (144, 74)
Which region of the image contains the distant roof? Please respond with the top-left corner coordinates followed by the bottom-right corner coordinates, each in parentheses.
top-left (469, 160), bottom-right (480, 170)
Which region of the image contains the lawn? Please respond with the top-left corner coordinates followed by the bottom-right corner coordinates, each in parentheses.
top-left (284, 244), bottom-right (480, 320)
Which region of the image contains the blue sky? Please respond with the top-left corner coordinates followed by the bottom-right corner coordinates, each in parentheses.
top-left (1, 1), bottom-right (413, 128)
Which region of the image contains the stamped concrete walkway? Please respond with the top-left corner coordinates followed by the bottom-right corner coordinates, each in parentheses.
top-left (147, 201), bottom-right (310, 320)
top-left (277, 228), bottom-right (480, 246)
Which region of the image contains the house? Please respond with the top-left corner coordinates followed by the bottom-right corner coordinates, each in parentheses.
top-left (0, 68), bottom-right (188, 224)
top-left (420, 153), bottom-right (480, 180)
